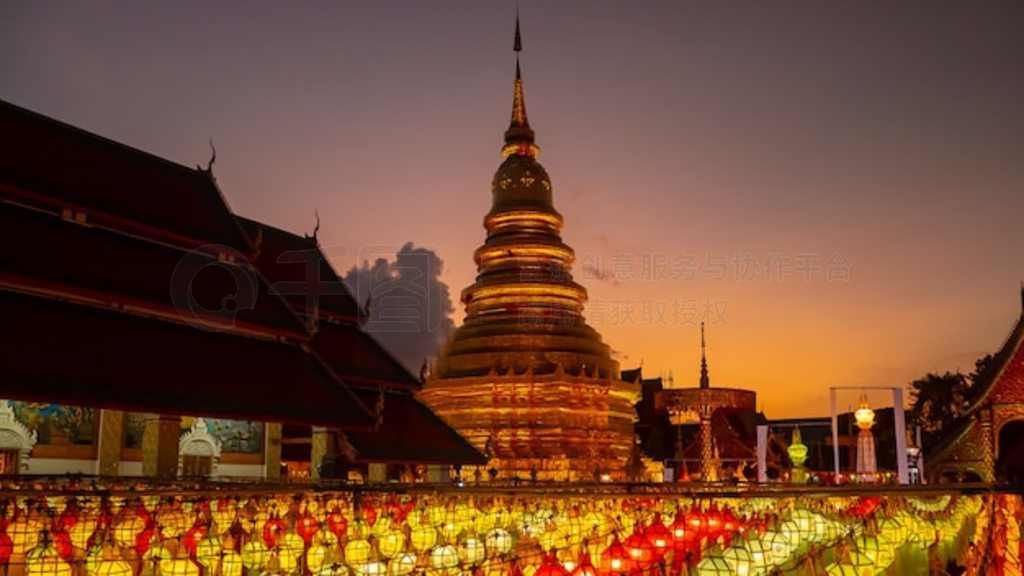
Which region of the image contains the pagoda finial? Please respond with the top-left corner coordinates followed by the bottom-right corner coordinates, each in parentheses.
top-left (503, 12), bottom-right (538, 158)
top-left (699, 322), bottom-right (710, 389)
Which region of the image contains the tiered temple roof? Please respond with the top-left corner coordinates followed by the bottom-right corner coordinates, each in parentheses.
top-left (0, 98), bottom-right (482, 465)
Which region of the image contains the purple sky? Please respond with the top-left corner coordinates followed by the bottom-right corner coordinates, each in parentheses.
top-left (4, 1), bottom-right (1023, 417)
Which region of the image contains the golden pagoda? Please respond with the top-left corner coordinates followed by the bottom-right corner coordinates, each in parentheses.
top-left (419, 19), bottom-right (640, 481)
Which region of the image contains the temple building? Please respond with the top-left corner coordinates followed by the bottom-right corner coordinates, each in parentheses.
top-left (640, 324), bottom-right (763, 481)
top-left (418, 21), bottom-right (640, 481)
top-left (0, 98), bottom-right (483, 480)
top-left (928, 289), bottom-right (1024, 483)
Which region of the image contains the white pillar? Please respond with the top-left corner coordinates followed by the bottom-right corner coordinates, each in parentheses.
top-left (756, 425), bottom-right (768, 484)
top-left (830, 389), bottom-right (840, 482)
top-left (892, 387), bottom-right (909, 484)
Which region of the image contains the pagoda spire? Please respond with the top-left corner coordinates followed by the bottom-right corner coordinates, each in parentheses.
top-left (503, 13), bottom-right (538, 158)
top-left (699, 322), bottom-right (710, 389)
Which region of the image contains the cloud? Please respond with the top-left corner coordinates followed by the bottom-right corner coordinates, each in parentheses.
top-left (343, 243), bottom-right (455, 374)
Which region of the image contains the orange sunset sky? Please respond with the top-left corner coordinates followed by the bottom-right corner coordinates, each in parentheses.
top-left (3, 2), bottom-right (1022, 417)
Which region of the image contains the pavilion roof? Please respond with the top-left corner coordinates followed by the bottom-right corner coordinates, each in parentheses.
top-left (235, 217), bottom-right (420, 390)
top-left (345, 387), bottom-right (486, 465)
top-left (0, 290), bottom-right (374, 427)
top-left (0, 99), bottom-right (378, 428)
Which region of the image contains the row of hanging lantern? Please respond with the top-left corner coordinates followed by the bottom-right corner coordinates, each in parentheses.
top-left (0, 491), bottom-right (981, 576)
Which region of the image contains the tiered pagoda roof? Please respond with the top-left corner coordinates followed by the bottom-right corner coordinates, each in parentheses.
top-left (0, 98), bottom-right (483, 465)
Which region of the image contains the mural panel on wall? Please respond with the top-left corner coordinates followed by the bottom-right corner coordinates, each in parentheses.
top-left (124, 413), bottom-right (263, 454)
top-left (10, 402), bottom-right (97, 445)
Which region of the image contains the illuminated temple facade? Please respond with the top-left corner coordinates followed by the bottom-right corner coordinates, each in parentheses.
top-left (419, 23), bottom-right (640, 481)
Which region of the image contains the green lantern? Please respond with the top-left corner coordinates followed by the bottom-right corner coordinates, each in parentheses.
top-left (696, 546), bottom-right (732, 576)
top-left (742, 534), bottom-right (773, 573)
top-left (722, 545), bottom-right (753, 576)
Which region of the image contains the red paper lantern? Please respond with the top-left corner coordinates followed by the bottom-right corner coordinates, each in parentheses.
top-left (569, 552), bottom-right (599, 576)
top-left (670, 511), bottom-right (693, 552)
top-left (295, 515), bottom-right (320, 545)
top-left (0, 531), bottom-right (13, 565)
top-left (262, 516), bottom-right (286, 548)
top-left (644, 514), bottom-right (673, 559)
top-left (183, 524), bottom-right (208, 556)
top-left (599, 534), bottom-right (637, 575)
top-left (535, 552), bottom-right (569, 576)
top-left (135, 528), bottom-right (155, 556)
top-left (326, 511), bottom-right (347, 539)
top-left (623, 525), bottom-right (654, 568)
top-left (705, 503), bottom-right (723, 541)
top-left (52, 530), bottom-right (73, 560)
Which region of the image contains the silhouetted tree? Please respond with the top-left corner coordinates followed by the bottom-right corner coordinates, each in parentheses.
top-left (909, 353), bottom-right (996, 448)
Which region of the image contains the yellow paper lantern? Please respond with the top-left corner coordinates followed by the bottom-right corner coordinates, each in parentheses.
top-left (221, 551), bottom-right (244, 576)
top-left (93, 558), bottom-right (133, 576)
top-left (114, 517), bottom-right (145, 548)
top-left (26, 542), bottom-right (72, 576)
top-left (162, 559), bottom-right (199, 576)
top-left (388, 552), bottom-right (418, 576)
top-left (458, 537), bottom-right (485, 567)
top-left (317, 563), bottom-right (351, 576)
top-left (157, 511), bottom-right (187, 539)
top-left (344, 539), bottom-right (372, 568)
top-left (429, 545), bottom-right (459, 570)
top-left (69, 519), bottom-right (97, 551)
top-left (274, 547), bottom-right (300, 575)
top-left (485, 529), bottom-right (513, 556)
top-left (378, 531), bottom-right (406, 559)
top-left (411, 526), bottom-right (438, 553)
top-left (241, 541), bottom-right (270, 571)
top-left (307, 544), bottom-right (338, 573)
top-left (358, 561), bottom-right (387, 576)
top-left (195, 537), bottom-right (222, 570)
top-left (10, 519), bottom-right (42, 555)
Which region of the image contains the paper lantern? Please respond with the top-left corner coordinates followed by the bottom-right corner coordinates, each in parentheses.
top-left (318, 563), bottom-right (352, 576)
top-left (568, 553), bottom-right (599, 576)
top-left (764, 530), bottom-right (793, 562)
top-left (388, 552), bottom-right (418, 576)
top-left (534, 552), bottom-right (568, 576)
top-left (194, 537), bottom-right (221, 570)
top-left (0, 531), bottom-right (12, 565)
top-left (241, 540), bottom-right (270, 571)
top-left (69, 519), bottom-right (97, 551)
top-left (221, 550), bottom-right (244, 576)
top-left (644, 514), bottom-right (673, 559)
top-left (485, 528), bottom-right (513, 556)
top-left (411, 525), bottom-right (438, 553)
top-left (307, 543), bottom-right (336, 573)
top-left (357, 561), bottom-right (387, 576)
top-left (722, 545), bottom-right (753, 576)
top-left (344, 539), bottom-right (372, 568)
top-left (599, 535), bottom-right (636, 575)
top-left (9, 518), bottom-right (41, 554)
top-left (327, 511), bottom-right (349, 539)
top-left (623, 525), bottom-right (654, 568)
top-left (262, 516), bottom-right (287, 548)
top-left (378, 531), bottom-right (406, 559)
top-left (695, 547), bottom-right (731, 576)
top-left (26, 539), bottom-right (72, 576)
top-left (157, 511), bottom-right (187, 540)
top-left (429, 544), bottom-right (459, 570)
top-left (458, 537), bottom-right (486, 567)
top-left (297, 515), bottom-right (322, 545)
top-left (161, 558), bottom-right (199, 576)
top-left (113, 517), bottom-right (145, 548)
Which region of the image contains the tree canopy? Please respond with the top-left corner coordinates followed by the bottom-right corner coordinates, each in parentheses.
top-left (909, 354), bottom-right (994, 449)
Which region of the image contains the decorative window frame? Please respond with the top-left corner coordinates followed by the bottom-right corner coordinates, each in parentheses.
top-left (178, 418), bottom-right (222, 477)
top-left (0, 400), bottom-right (37, 472)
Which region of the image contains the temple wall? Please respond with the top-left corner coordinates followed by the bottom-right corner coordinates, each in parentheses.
top-left (25, 457), bottom-right (96, 475)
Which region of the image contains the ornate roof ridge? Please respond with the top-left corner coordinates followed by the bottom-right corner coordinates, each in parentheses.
top-left (963, 311), bottom-right (1024, 414)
